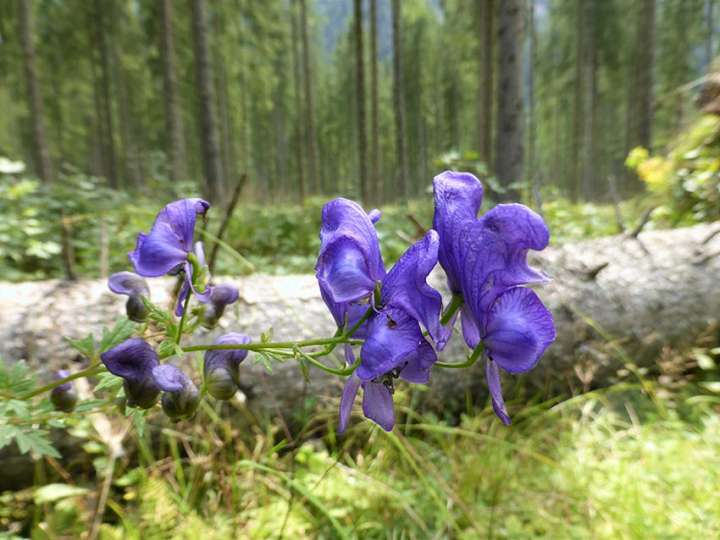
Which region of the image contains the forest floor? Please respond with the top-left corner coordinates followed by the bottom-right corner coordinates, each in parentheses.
top-left (3, 379), bottom-right (719, 539)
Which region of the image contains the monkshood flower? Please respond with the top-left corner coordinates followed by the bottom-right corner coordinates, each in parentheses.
top-left (108, 271), bottom-right (151, 322)
top-left (203, 333), bottom-right (251, 400)
top-left (201, 284), bottom-right (240, 329)
top-left (100, 338), bottom-right (161, 409)
top-left (129, 198), bottom-right (213, 316)
top-left (433, 170), bottom-right (555, 424)
top-left (316, 198), bottom-right (385, 334)
top-left (317, 198), bottom-right (448, 431)
top-left (50, 370), bottom-right (78, 412)
top-left (152, 364), bottom-right (200, 420)
top-left (336, 231), bottom-right (446, 431)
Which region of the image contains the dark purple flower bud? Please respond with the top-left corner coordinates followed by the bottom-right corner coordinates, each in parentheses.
top-left (316, 198), bottom-right (386, 330)
top-left (203, 333), bottom-right (250, 400)
top-left (152, 364), bottom-right (200, 421)
top-left (100, 338), bottom-right (160, 409)
top-left (50, 370), bottom-right (78, 413)
top-left (201, 284), bottom-right (240, 329)
top-left (108, 272), bottom-right (151, 322)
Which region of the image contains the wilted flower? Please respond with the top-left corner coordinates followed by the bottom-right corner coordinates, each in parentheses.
top-left (100, 338), bottom-right (160, 409)
top-left (317, 198), bottom-right (448, 432)
top-left (201, 284), bottom-right (240, 328)
top-left (108, 271), bottom-right (151, 322)
top-left (129, 198), bottom-right (213, 315)
top-left (50, 370), bottom-right (78, 412)
top-left (152, 364), bottom-right (200, 420)
top-left (203, 333), bottom-right (251, 400)
top-left (432, 170), bottom-right (555, 424)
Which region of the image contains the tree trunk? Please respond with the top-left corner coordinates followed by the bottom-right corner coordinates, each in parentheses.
top-left (476, 0), bottom-right (494, 169)
top-left (369, 0), bottom-right (381, 204)
top-left (92, 0), bottom-right (118, 189)
top-left (17, 0), bottom-right (52, 183)
top-left (580, 0), bottom-right (597, 200)
top-left (495, 0), bottom-right (523, 200)
top-left (626, 0), bottom-right (655, 153)
top-left (527, 0), bottom-right (538, 206)
top-left (299, 0), bottom-right (320, 194)
top-left (707, 0), bottom-right (715, 70)
top-left (290, 0), bottom-right (306, 204)
top-left (3, 223), bottom-right (720, 417)
top-left (391, 0), bottom-right (408, 200)
top-left (160, 0), bottom-right (187, 182)
top-left (354, 0), bottom-right (368, 203)
top-left (191, 0), bottom-right (223, 203)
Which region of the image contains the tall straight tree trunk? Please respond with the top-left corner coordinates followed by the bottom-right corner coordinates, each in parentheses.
top-left (160, 0), bottom-right (187, 182)
top-left (191, 0), bottom-right (223, 202)
top-left (570, 0), bottom-right (584, 202)
top-left (581, 0), bottom-right (597, 200)
top-left (476, 0), bottom-right (494, 168)
top-left (354, 0), bottom-right (368, 203)
top-left (290, 0), bottom-right (305, 204)
top-left (527, 0), bottom-right (538, 204)
top-left (369, 0), bottom-right (380, 203)
top-left (299, 0), bottom-right (319, 194)
top-left (707, 0), bottom-right (715, 70)
top-left (495, 0), bottom-right (523, 200)
top-left (626, 0), bottom-right (655, 154)
top-left (391, 0), bottom-right (408, 200)
top-left (92, 0), bottom-right (118, 188)
top-left (18, 0), bottom-right (52, 183)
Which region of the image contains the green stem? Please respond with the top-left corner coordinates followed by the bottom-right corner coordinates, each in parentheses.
top-left (296, 348), bottom-right (361, 376)
top-left (20, 363), bottom-right (104, 400)
top-left (176, 290), bottom-right (192, 345)
top-left (181, 336), bottom-right (363, 354)
top-left (435, 343), bottom-right (484, 369)
top-left (441, 294), bottom-right (464, 325)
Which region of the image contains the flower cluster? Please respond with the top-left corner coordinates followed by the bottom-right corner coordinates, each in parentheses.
top-left (50, 170), bottom-right (554, 434)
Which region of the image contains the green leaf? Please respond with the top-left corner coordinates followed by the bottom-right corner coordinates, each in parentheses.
top-left (12, 429), bottom-right (61, 458)
top-left (260, 327), bottom-right (274, 343)
top-left (100, 319), bottom-right (138, 353)
top-left (74, 399), bottom-right (107, 413)
top-left (34, 484), bottom-right (88, 504)
top-left (127, 408), bottom-right (146, 437)
top-left (65, 333), bottom-right (96, 359)
top-left (94, 372), bottom-right (123, 393)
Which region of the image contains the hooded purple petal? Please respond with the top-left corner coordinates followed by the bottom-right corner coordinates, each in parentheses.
top-left (460, 304), bottom-right (481, 349)
top-left (100, 338), bottom-right (159, 383)
top-left (338, 373), bottom-right (362, 434)
top-left (432, 171), bottom-right (484, 293)
top-left (129, 198), bottom-right (209, 277)
top-left (486, 358), bottom-right (511, 425)
top-left (108, 272), bottom-right (150, 298)
top-left (204, 333), bottom-right (251, 372)
top-left (484, 287), bottom-right (555, 374)
top-left (381, 230), bottom-right (448, 347)
top-left (152, 364), bottom-right (192, 393)
top-left (210, 284), bottom-right (239, 307)
top-left (362, 382), bottom-right (395, 431)
top-left (357, 307), bottom-right (437, 383)
top-left (316, 198), bottom-right (385, 306)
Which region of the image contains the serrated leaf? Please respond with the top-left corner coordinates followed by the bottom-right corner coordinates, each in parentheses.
top-left (100, 319), bottom-right (137, 353)
top-left (0, 399), bottom-right (29, 417)
top-left (13, 429), bottom-right (61, 458)
top-left (127, 409), bottom-right (146, 437)
top-left (0, 425), bottom-right (20, 450)
top-left (94, 372), bottom-right (123, 393)
top-left (256, 353), bottom-right (274, 373)
top-left (74, 399), bottom-right (107, 413)
top-left (260, 327), bottom-right (274, 343)
top-left (34, 484), bottom-right (88, 504)
top-left (65, 334), bottom-right (96, 358)
top-left (157, 339), bottom-right (177, 358)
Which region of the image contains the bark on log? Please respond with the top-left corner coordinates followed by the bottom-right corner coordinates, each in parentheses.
top-left (1, 223), bottom-right (719, 416)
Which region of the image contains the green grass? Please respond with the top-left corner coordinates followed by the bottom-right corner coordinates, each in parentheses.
top-left (5, 386), bottom-right (719, 539)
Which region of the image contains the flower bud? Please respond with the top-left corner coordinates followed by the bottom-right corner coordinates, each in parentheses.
top-left (101, 338), bottom-right (161, 410)
top-left (152, 364), bottom-right (200, 421)
top-left (108, 272), bottom-right (151, 322)
top-left (201, 284), bottom-right (239, 329)
top-left (203, 333), bottom-right (250, 400)
top-left (50, 370), bottom-right (78, 413)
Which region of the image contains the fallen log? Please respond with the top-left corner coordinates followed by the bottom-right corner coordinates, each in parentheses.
top-left (1, 222), bottom-right (719, 416)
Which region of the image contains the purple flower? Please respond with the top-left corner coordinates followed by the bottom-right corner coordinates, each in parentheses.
top-left (152, 364), bottom-right (200, 420)
top-left (316, 198), bottom-right (385, 333)
top-left (203, 333), bottom-right (251, 400)
top-left (317, 198), bottom-right (447, 432)
top-left (202, 284), bottom-right (240, 329)
top-left (129, 199), bottom-right (213, 316)
top-left (108, 271), bottom-right (151, 322)
top-left (100, 338), bottom-right (160, 409)
top-left (50, 370), bottom-right (78, 412)
top-left (432, 170), bottom-right (555, 424)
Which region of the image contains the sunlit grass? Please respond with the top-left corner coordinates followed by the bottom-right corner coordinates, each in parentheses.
top-left (8, 384), bottom-right (718, 540)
